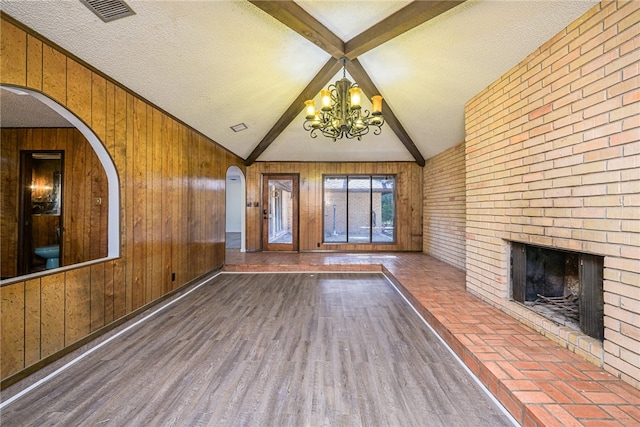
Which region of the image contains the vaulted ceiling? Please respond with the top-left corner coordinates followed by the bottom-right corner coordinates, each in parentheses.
top-left (1, 1), bottom-right (597, 166)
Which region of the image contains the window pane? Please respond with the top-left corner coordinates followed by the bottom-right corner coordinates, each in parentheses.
top-left (372, 176), bottom-right (395, 242)
top-left (323, 177), bottom-right (347, 242)
top-left (348, 176), bottom-right (371, 243)
top-left (322, 174), bottom-right (396, 245)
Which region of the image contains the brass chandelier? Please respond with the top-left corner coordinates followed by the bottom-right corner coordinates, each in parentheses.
top-left (303, 58), bottom-right (384, 141)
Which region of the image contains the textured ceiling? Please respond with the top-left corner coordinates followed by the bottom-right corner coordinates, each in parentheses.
top-left (0, 1), bottom-right (598, 163)
top-left (1, 88), bottom-right (73, 128)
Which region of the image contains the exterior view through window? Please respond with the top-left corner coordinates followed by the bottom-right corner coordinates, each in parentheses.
top-left (323, 175), bottom-right (396, 244)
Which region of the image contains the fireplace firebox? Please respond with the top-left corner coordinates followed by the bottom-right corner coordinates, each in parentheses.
top-left (511, 242), bottom-right (604, 340)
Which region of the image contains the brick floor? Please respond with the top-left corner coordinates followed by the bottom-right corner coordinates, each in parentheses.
top-left (224, 250), bottom-right (640, 427)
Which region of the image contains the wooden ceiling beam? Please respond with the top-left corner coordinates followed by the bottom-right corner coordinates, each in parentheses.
top-left (248, 1), bottom-right (344, 59)
top-left (245, 58), bottom-right (343, 166)
top-left (246, 1), bottom-right (462, 165)
top-left (344, 1), bottom-right (465, 59)
top-left (346, 59), bottom-right (425, 167)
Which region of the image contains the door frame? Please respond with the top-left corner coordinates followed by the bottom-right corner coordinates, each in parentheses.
top-left (18, 150), bottom-right (65, 275)
top-left (261, 174), bottom-right (299, 252)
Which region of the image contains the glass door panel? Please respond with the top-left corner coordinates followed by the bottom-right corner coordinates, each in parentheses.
top-left (262, 174), bottom-right (298, 251)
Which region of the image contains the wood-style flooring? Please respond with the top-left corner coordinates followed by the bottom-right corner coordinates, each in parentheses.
top-left (0, 273), bottom-right (513, 426)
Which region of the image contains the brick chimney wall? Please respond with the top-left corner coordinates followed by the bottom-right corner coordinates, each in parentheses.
top-left (423, 142), bottom-right (467, 271)
top-left (464, 0), bottom-right (639, 388)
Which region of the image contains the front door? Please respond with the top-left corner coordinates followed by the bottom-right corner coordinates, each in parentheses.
top-left (262, 174), bottom-right (298, 251)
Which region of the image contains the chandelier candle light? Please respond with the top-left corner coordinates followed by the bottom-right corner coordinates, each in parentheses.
top-left (303, 58), bottom-right (384, 141)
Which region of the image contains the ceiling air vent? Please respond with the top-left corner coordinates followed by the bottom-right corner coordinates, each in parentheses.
top-left (80, 0), bottom-right (136, 22)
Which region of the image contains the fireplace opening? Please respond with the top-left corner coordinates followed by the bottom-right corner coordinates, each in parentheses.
top-left (511, 242), bottom-right (604, 341)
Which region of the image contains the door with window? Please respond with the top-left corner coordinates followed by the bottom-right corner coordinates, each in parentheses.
top-left (262, 174), bottom-right (299, 251)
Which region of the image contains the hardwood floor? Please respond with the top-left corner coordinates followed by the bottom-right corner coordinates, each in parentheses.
top-left (1, 273), bottom-right (513, 426)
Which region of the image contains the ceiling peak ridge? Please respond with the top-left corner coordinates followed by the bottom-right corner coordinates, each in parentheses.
top-left (246, 0), bottom-right (444, 166)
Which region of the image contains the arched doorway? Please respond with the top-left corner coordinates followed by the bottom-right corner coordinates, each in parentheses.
top-left (1, 85), bottom-right (120, 280)
top-left (225, 166), bottom-right (246, 252)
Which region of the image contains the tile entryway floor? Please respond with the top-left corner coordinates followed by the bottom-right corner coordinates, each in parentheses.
top-left (225, 251), bottom-right (640, 426)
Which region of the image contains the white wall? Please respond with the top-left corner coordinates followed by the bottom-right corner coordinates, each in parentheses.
top-left (226, 179), bottom-right (242, 232)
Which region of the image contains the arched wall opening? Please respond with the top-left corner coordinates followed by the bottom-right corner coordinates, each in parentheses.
top-left (225, 166), bottom-right (246, 253)
top-left (1, 85), bottom-right (121, 266)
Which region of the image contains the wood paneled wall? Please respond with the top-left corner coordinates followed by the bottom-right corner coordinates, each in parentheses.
top-left (1, 128), bottom-right (108, 277)
top-left (246, 162), bottom-right (423, 252)
top-left (0, 129), bottom-right (20, 277)
top-left (1, 16), bottom-right (244, 381)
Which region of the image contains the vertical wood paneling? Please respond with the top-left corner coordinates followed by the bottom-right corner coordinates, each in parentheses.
top-left (0, 20), bottom-right (26, 86)
top-left (245, 162), bottom-right (423, 252)
top-left (314, 163), bottom-right (323, 248)
top-left (177, 128), bottom-right (186, 282)
top-left (64, 267), bottom-right (91, 344)
top-left (24, 278), bottom-right (41, 366)
top-left (183, 131), bottom-right (191, 276)
top-left (113, 86), bottom-right (128, 317)
top-left (31, 128), bottom-right (42, 150)
top-left (95, 147), bottom-right (109, 258)
top-left (42, 45), bottom-right (66, 106)
top-left (161, 115), bottom-right (173, 294)
top-left (71, 130), bottom-right (87, 263)
top-left (169, 119), bottom-right (179, 290)
top-left (1, 16), bottom-right (245, 383)
top-left (1, 282), bottom-right (25, 377)
top-left (194, 134), bottom-right (201, 274)
top-left (150, 108), bottom-right (163, 300)
top-left (67, 59), bottom-right (92, 126)
top-left (216, 145), bottom-right (224, 262)
top-left (89, 149), bottom-right (102, 260)
top-left (305, 162), bottom-right (312, 249)
top-left (300, 164), bottom-right (310, 250)
top-left (31, 216), bottom-right (59, 248)
top-left (91, 74), bottom-right (107, 143)
top-left (90, 263), bottom-right (105, 332)
top-left (132, 97), bottom-right (147, 309)
top-left (396, 166), bottom-right (409, 250)
top-left (40, 273), bottom-right (65, 358)
top-left (0, 129), bottom-right (18, 278)
top-left (105, 81), bottom-right (117, 155)
top-left (26, 35), bottom-right (42, 90)
top-left (104, 260), bottom-right (115, 324)
top-left (246, 165), bottom-right (259, 250)
top-left (188, 136), bottom-right (196, 275)
top-left (123, 93), bottom-right (135, 310)
top-left (145, 105), bottom-right (154, 303)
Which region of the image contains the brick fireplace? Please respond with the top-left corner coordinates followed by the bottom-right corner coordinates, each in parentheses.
top-left (463, 1), bottom-right (639, 388)
top-left (511, 242), bottom-right (604, 341)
